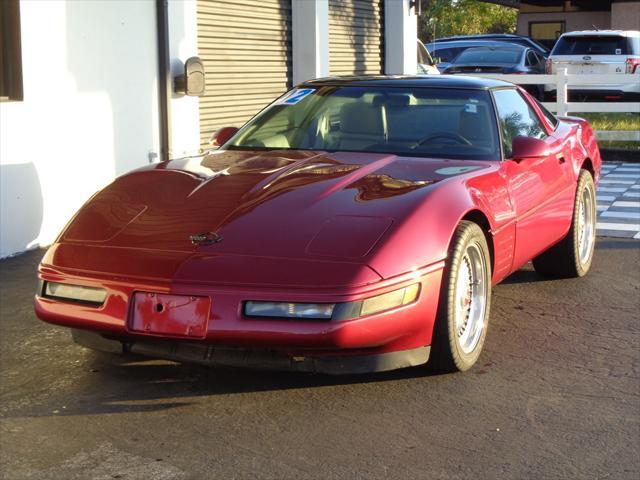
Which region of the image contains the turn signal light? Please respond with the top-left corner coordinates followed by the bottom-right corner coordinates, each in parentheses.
top-left (332, 284), bottom-right (421, 322)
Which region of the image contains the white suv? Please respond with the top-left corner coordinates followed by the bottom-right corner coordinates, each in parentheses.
top-left (545, 30), bottom-right (640, 100)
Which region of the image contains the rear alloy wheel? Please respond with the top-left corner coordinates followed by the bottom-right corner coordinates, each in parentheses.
top-left (430, 221), bottom-right (492, 372)
top-left (533, 170), bottom-right (596, 278)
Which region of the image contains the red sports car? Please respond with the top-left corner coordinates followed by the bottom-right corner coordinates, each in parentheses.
top-left (35, 76), bottom-right (601, 374)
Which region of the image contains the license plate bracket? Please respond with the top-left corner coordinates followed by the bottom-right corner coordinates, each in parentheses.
top-left (130, 292), bottom-right (210, 338)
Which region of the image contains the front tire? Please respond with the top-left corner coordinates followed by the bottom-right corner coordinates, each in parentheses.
top-left (533, 170), bottom-right (596, 278)
top-left (430, 221), bottom-right (492, 372)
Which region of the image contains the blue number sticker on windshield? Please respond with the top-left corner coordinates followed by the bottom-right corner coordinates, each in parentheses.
top-left (281, 88), bottom-right (315, 105)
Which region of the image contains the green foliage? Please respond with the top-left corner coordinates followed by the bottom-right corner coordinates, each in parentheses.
top-left (419, 0), bottom-right (517, 43)
top-left (579, 113), bottom-right (640, 150)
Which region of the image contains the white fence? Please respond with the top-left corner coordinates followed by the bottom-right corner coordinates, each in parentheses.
top-left (464, 69), bottom-right (640, 142)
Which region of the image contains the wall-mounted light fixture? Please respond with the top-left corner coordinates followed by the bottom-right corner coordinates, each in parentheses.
top-left (174, 57), bottom-right (205, 96)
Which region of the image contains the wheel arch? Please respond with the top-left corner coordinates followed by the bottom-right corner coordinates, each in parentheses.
top-left (460, 209), bottom-right (495, 275)
top-left (580, 157), bottom-right (595, 178)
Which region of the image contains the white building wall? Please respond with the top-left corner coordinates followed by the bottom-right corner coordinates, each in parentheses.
top-left (611, 1), bottom-right (640, 30)
top-left (385, 0), bottom-right (418, 75)
top-left (168, 0), bottom-right (201, 157)
top-left (292, 0), bottom-right (329, 84)
top-left (0, 0), bottom-right (160, 258)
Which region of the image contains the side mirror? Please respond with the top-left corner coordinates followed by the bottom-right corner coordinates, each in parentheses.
top-left (209, 126), bottom-right (239, 147)
top-left (174, 57), bottom-right (205, 96)
top-left (511, 136), bottom-right (550, 162)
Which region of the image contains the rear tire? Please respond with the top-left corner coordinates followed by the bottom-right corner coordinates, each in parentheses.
top-left (533, 170), bottom-right (596, 278)
top-left (430, 221), bottom-right (492, 372)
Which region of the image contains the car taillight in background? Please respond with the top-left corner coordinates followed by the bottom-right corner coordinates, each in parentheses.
top-left (625, 58), bottom-right (640, 73)
top-left (545, 58), bottom-right (553, 74)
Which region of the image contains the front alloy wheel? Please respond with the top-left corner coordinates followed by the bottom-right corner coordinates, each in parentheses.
top-left (431, 221), bottom-right (492, 372)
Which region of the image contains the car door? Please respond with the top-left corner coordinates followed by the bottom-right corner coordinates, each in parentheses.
top-left (493, 88), bottom-right (574, 270)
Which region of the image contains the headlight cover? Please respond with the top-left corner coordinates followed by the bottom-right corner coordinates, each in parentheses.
top-left (245, 284), bottom-right (420, 322)
top-left (245, 301), bottom-right (335, 320)
top-left (42, 281), bottom-right (107, 306)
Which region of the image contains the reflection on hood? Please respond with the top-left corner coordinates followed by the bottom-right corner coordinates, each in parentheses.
top-left (348, 174), bottom-right (435, 202)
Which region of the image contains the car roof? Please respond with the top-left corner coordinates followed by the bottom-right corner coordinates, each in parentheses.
top-left (560, 30), bottom-right (640, 38)
top-left (300, 75), bottom-right (513, 90)
top-left (429, 40), bottom-right (521, 49)
top-left (436, 34), bottom-right (526, 41)
top-left (463, 45), bottom-right (527, 52)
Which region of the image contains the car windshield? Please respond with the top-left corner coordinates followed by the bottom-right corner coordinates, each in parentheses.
top-left (455, 48), bottom-right (522, 64)
top-left (552, 35), bottom-right (631, 55)
top-left (226, 86), bottom-right (500, 161)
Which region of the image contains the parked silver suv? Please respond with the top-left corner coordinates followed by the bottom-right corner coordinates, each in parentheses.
top-left (545, 30), bottom-right (640, 100)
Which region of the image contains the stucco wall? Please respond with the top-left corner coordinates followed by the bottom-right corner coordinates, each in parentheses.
top-left (0, 0), bottom-right (161, 258)
top-left (517, 11), bottom-right (612, 37)
top-left (168, 0), bottom-right (201, 158)
top-left (611, 1), bottom-right (640, 30)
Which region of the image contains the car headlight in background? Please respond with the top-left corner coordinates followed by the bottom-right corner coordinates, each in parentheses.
top-left (244, 283), bottom-right (420, 322)
top-left (42, 281), bottom-right (107, 305)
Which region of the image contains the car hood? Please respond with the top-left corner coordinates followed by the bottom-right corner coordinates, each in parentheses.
top-left (55, 149), bottom-right (492, 283)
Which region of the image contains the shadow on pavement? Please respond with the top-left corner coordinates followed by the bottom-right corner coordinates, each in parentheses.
top-left (1, 349), bottom-right (455, 418)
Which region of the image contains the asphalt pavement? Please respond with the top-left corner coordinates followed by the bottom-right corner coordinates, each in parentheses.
top-left (0, 239), bottom-right (639, 480)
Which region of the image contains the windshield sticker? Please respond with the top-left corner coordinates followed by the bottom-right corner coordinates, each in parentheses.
top-left (436, 166), bottom-right (481, 176)
top-left (465, 104), bottom-right (477, 113)
top-left (279, 88), bottom-right (315, 105)
top-left (615, 48), bottom-right (621, 55)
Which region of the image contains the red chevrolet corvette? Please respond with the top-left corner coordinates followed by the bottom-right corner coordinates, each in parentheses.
top-left (35, 76), bottom-right (601, 374)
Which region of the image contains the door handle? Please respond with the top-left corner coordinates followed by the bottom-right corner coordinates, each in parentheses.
top-left (555, 152), bottom-right (565, 164)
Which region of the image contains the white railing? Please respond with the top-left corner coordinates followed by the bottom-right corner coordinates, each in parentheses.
top-left (462, 69), bottom-right (640, 142)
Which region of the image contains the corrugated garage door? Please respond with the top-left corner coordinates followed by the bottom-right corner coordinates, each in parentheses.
top-left (329, 0), bottom-right (384, 76)
top-left (197, 0), bottom-right (292, 147)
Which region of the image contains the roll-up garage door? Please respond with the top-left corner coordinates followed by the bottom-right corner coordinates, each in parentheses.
top-left (329, 0), bottom-right (384, 76)
top-left (197, 0), bottom-right (292, 147)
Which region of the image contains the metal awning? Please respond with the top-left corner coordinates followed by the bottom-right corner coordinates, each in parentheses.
top-left (481, 0), bottom-right (633, 8)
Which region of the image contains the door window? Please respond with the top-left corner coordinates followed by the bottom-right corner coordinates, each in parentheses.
top-left (526, 51), bottom-right (543, 68)
top-left (493, 89), bottom-right (547, 158)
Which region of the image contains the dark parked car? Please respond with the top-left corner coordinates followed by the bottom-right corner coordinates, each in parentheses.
top-left (426, 39), bottom-right (520, 72)
top-left (443, 45), bottom-right (546, 99)
top-left (434, 34), bottom-right (550, 57)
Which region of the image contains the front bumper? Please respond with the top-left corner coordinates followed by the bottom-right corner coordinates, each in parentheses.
top-left (35, 260), bottom-right (445, 370)
top-left (72, 329), bottom-right (431, 374)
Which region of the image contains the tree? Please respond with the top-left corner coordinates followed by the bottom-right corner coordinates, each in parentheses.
top-left (419, 0), bottom-right (517, 44)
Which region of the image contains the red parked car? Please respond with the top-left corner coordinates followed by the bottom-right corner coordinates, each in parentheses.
top-left (35, 76), bottom-right (601, 374)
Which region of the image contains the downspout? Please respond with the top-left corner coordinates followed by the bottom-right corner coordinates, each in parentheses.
top-left (156, 0), bottom-right (172, 162)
